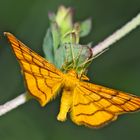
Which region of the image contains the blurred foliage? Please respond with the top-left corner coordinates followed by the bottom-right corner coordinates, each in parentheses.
top-left (43, 5), bottom-right (92, 73)
top-left (0, 0), bottom-right (140, 140)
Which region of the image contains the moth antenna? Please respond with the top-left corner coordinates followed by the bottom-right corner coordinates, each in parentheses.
top-left (65, 44), bottom-right (69, 63)
top-left (79, 48), bottom-right (109, 69)
top-left (92, 47), bottom-right (109, 60)
top-left (75, 45), bottom-right (84, 71)
top-left (79, 57), bottom-right (89, 75)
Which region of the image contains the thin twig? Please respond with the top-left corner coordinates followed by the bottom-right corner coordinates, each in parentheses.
top-left (92, 13), bottom-right (140, 56)
top-left (0, 13), bottom-right (140, 117)
top-left (0, 92), bottom-right (29, 116)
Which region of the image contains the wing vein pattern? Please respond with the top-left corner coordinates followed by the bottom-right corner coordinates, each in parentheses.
top-left (5, 32), bottom-right (64, 106)
top-left (71, 81), bottom-right (140, 128)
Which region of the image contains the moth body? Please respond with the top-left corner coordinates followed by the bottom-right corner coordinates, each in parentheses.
top-left (5, 32), bottom-right (140, 128)
top-left (63, 70), bottom-right (79, 90)
top-left (57, 70), bottom-right (79, 121)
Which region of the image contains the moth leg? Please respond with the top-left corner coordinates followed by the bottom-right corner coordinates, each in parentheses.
top-left (57, 89), bottom-right (73, 122)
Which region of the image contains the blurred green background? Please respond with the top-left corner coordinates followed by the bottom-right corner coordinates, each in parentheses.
top-left (0, 0), bottom-right (140, 140)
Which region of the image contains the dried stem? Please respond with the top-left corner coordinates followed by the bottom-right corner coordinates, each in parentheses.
top-left (92, 13), bottom-right (140, 56)
top-left (0, 92), bottom-right (30, 116)
top-left (0, 13), bottom-right (140, 117)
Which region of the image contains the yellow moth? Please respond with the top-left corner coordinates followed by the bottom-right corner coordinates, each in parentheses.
top-left (5, 32), bottom-right (140, 128)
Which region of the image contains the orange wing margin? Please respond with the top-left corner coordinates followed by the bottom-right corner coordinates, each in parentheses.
top-left (5, 32), bottom-right (64, 106)
top-left (71, 82), bottom-right (140, 128)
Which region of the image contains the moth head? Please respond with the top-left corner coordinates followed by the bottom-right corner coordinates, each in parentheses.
top-left (67, 69), bottom-right (78, 77)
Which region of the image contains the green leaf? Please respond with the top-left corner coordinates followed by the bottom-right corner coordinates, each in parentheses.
top-left (51, 22), bottom-right (61, 49)
top-left (87, 41), bottom-right (93, 48)
top-left (42, 29), bottom-right (54, 63)
top-left (80, 18), bottom-right (92, 37)
top-left (62, 32), bottom-right (78, 44)
top-left (42, 6), bottom-right (93, 73)
top-left (62, 43), bottom-right (92, 73)
top-left (56, 6), bottom-right (73, 35)
top-left (54, 45), bottom-right (66, 69)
